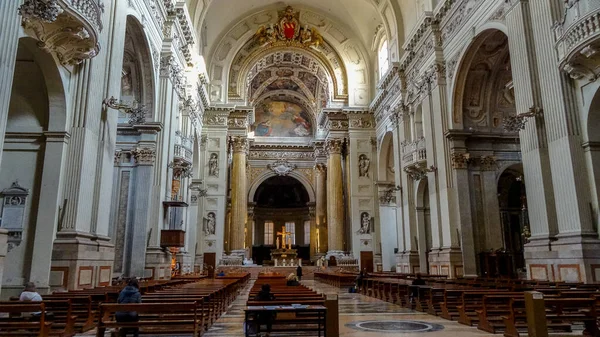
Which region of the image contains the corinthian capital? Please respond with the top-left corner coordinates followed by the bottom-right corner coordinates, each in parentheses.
top-left (314, 163), bottom-right (327, 175)
top-left (133, 147), bottom-right (156, 165)
top-left (325, 138), bottom-right (344, 155)
top-left (230, 136), bottom-right (249, 153)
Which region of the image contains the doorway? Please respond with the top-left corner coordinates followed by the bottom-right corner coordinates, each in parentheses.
top-left (360, 251), bottom-right (374, 273)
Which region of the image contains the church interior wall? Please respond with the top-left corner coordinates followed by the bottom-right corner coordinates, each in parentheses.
top-left (5, 0), bottom-right (600, 294)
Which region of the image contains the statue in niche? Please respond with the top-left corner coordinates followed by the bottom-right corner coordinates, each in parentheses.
top-left (357, 212), bottom-right (372, 234)
top-left (358, 154), bottom-right (370, 178)
top-left (208, 153), bottom-right (219, 177)
top-left (203, 212), bottom-right (216, 236)
top-left (121, 68), bottom-right (133, 97)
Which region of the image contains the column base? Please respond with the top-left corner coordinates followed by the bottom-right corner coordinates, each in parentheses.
top-left (525, 233), bottom-right (600, 283)
top-left (428, 247), bottom-right (465, 278)
top-left (51, 231), bottom-right (115, 291)
top-left (395, 251), bottom-right (420, 274)
top-left (144, 247), bottom-right (172, 280)
top-left (175, 252), bottom-right (194, 275)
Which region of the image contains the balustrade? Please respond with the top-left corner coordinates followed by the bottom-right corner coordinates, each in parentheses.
top-left (401, 137), bottom-right (427, 165)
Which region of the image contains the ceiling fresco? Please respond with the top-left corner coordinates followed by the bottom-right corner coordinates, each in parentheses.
top-left (252, 98), bottom-right (313, 138)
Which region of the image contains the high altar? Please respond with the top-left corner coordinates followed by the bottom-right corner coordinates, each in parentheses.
top-left (270, 230), bottom-right (298, 265)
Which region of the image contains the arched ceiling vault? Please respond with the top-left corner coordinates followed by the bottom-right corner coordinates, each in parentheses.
top-left (205, 4), bottom-right (378, 107)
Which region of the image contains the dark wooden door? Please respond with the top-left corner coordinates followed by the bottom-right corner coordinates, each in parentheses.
top-left (204, 252), bottom-right (216, 278)
top-left (360, 251), bottom-right (374, 273)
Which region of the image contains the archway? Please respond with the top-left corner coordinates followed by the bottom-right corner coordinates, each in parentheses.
top-left (251, 176), bottom-right (311, 265)
top-left (496, 164), bottom-right (526, 278)
top-left (1, 37), bottom-right (67, 293)
top-left (451, 28), bottom-right (522, 278)
top-left (416, 179), bottom-right (432, 274)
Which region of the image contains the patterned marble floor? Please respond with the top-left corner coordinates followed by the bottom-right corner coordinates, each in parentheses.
top-left (79, 280), bottom-right (500, 337)
top-left (201, 280), bottom-right (498, 337)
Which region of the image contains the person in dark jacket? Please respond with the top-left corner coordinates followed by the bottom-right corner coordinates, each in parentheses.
top-left (296, 265), bottom-right (303, 281)
top-left (410, 274), bottom-right (426, 304)
top-left (254, 284), bottom-right (276, 336)
top-left (116, 278), bottom-right (142, 337)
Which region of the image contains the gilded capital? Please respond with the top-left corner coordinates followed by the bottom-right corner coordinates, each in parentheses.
top-left (314, 163), bottom-right (327, 175)
top-left (479, 156), bottom-right (497, 171)
top-left (325, 138), bottom-right (343, 155)
top-left (230, 136), bottom-right (249, 153)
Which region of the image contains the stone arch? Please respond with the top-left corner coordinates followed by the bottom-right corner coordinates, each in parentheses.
top-left (248, 170), bottom-right (316, 204)
top-left (451, 28), bottom-right (515, 131)
top-left (208, 4), bottom-right (371, 106)
top-left (121, 16), bottom-right (156, 120)
top-left (2, 36), bottom-right (68, 289)
top-left (378, 131), bottom-right (394, 181)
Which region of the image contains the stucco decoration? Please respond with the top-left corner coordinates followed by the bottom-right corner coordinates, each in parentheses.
top-left (208, 5), bottom-right (371, 106)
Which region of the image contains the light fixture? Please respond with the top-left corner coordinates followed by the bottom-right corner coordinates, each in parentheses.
top-left (102, 96), bottom-right (147, 125)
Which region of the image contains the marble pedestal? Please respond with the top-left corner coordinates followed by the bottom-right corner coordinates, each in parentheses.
top-left (0, 229), bottom-right (7, 297)
top-left (428, 248), bottom-right (464, 278)
top-left (525, 234), bottom-right (600, 283)
top-left (144, 247), bottom-right (172, 280)
top-left (395, 251), bottom-right (419, 274)
top-left (50, 232), bottom-right (115, 290)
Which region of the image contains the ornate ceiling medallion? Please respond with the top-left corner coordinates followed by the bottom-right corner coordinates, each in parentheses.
top-left (253, 6), bottom-right (324, 50)
top-left (267, 159), bottom-right (297, 176)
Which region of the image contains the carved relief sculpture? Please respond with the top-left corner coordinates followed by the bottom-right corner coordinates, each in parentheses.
top-left (252, 6), bottom-right (324, 49)
top-left (203, 212), bottom-right (216, 236)
top-left (357, 212), bottom-right (373, 234)
top-left (208, 153), bottom-right (219, 177)
top-left (267, 159), bottom-right (297, 176)
top-left (358, 154), bottom-right (370, 178)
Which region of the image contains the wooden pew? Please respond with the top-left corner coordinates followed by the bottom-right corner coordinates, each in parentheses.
top-left (97, 302), bottom-right (201, 337)
top-left (0, 303), bottom-right (52, 337)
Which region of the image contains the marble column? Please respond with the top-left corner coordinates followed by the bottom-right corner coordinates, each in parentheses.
top-left (229, 136), bottom-right (248, 255)
top-left (326, 138), bottom-right (345, 256)
top-left (0, 0), bottom-right (21, 168)
top-left (315, 163), bottom-right (327, 253)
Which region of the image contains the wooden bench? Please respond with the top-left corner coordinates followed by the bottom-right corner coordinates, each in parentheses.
top-left (0, 303), bottom-right (53, 337)
top-left (244, 305), bottom-right (326, 337)
top-left (502, 297), bottom-right (599, 337)
top-left (97, 302), bottom-right (201, 337)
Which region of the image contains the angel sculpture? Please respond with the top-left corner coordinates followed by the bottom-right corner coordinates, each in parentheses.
top-left (303, 27), bottom-right (324, 49)
top-left (254, 24), bottom-right (277, 47)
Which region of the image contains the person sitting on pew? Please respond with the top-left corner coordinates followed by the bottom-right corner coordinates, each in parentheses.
top-left (19, 282), bottom-right (44, 317)
top-left (217, 270), bottom-right (226, 277)
top-left (286, 273), bottom-right (300, 286)
top-left (254, 284), bottom-right (276, 337)
top-left (116, 278), bottom-right (142, 337)
top-left (355, 269), bottom-right (366, 292)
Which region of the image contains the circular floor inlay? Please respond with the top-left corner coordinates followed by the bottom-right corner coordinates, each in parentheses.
top-left (345, 320), bottom-right (444, 333)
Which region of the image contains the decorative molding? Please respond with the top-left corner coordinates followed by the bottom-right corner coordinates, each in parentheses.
top-left (349, 117), bottom-right (374, 129)
top-left (18, 0), bottom-right (103, 65)
top-left (267, 159), bottom-right (297, 176)
top-left (451, 152), bottom-right (470, 169)
top-left (132, 147), bottom-right (156, 165)
top-left (314, 163), bottom-right (327, 175)
top-left (325, 138), bottom-right (344, 155)
top-left (230, 136), bottom-right (249, 153)
top-left (160, 55), bottom-right (186, 98)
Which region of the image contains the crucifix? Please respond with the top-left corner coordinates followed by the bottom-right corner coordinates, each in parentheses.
top-left (276, 230), bottom-right (290, 250)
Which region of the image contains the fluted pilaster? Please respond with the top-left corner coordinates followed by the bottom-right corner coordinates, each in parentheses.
top-left (325, 138), bottom-right (344, 254)
top-left (0, 0), bottom-right (22, 168)
top-left (230, 136), bottom-right (248, 254)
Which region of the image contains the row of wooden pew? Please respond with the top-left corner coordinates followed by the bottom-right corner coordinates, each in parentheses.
top-left (0, 273), bottom-right (250, 337)
top-left (355, 274), bottom-right (600, 337)
top-left (244, 275), bottom-right (327, 336)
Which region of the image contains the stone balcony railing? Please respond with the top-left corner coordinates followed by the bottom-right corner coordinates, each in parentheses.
top-left (19, 0), bottom-right (103, 65)
top-left (401, 137), bottom-right (427, 165)
top-left (555, 2), bottom-right (600, 80)
top-left (174, 144), bottom-right (192, 164)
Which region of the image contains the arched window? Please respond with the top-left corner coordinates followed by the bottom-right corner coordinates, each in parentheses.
top-left (378, 39), bottom-right (389, 79)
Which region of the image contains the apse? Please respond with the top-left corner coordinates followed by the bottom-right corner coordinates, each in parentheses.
top-left (253, 176), bottom-right (309, 208)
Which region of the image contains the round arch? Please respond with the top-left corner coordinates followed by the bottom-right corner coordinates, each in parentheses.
top-left (248, 171), bottom-right (316, 203)
top-left (17, 37), bottom-right (68, 132)
top-left (378, 131), bottom-right (394, 181)
top-left (451, 28), bottom-right (514, 132)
